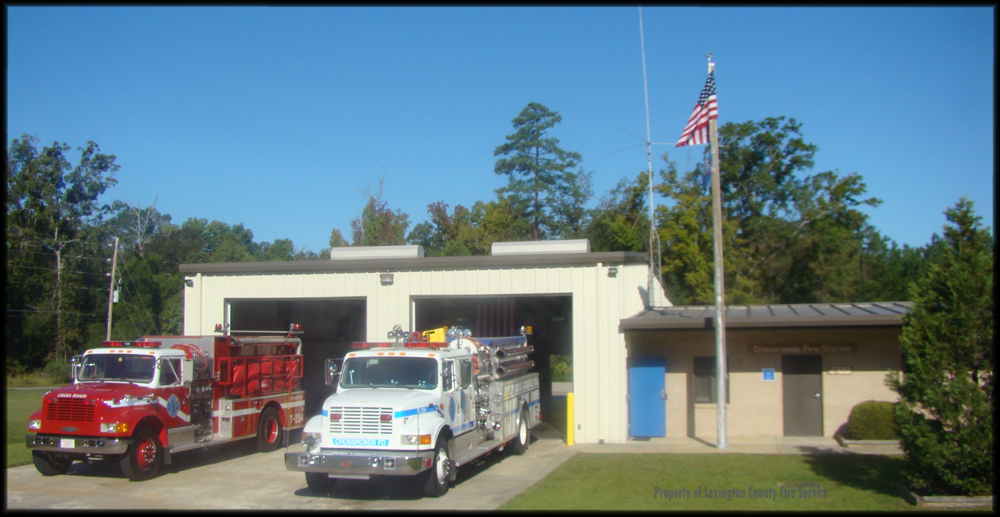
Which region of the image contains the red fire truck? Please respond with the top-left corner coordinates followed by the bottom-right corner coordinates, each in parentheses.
top-left (26, 324), bottom-right (306, 481)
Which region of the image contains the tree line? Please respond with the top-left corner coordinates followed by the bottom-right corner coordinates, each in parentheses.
top-left (6, 103), bottom-right (988, 372)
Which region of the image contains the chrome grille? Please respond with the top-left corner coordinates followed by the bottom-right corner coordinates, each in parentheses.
top-left (45, 399), bottom-right (96, 422)
top-left (328, 406), bottom-right (393, 435)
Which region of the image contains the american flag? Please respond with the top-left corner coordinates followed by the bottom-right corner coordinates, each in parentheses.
top-left (676, 69), bottom-right (717, 147)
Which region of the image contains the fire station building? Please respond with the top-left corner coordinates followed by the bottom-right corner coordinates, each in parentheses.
top-left (179, 240), bottom-right (909, 445)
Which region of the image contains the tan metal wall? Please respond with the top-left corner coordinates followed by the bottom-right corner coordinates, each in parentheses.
top-left (183, 261), bottom-right (664, 444)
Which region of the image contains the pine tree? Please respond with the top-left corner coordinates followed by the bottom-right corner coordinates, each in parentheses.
top-left (493, 102), bottom-right (590, 240)
top-left (887, 198), bottom-right (993, 496)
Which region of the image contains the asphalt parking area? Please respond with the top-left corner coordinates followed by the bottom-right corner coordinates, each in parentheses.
top-left (6, 423), bottom-right (575, 510)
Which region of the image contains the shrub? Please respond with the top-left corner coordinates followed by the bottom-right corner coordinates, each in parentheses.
top-left (847, 401), bottom-right (900, 440)
top-left (42, 360), bottom-right (72, 384)
top-left (886, 199), bottom-right (993, 496)
top-left (6, 357), bottom-right (28, 378)
top-left (551, 354), bottom-right (573, 382)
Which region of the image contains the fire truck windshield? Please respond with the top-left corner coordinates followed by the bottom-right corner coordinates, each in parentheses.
top-left (79, 354), bottom-right (156, 383)
top-left (341, 357), bottom-right (437, 389)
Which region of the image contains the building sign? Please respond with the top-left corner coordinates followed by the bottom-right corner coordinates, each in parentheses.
top-left (762, 368), bottom-right (775, 381)
top-left (827, 366), bottom-right (852, 375)
top-left (750, 344), bottom-right (855, 354)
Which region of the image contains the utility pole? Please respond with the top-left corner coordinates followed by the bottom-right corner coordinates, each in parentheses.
top-left (106, 237), bottom-right (119, 340)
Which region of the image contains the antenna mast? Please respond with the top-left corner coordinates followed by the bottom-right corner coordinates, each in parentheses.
top-left (639, 6), bottom-right (658, 308)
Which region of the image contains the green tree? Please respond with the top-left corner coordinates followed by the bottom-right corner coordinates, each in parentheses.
top-left (776, 170), bottom-right (881, 302)
top-left (887, 198), bottom-right (993, 496)
top-left (408, 197), bottom-right (532, 257)
top-left (7, 135), bottom-right (119, 362)
top-left (106, 198), bottom-right (174, 258)
top-left (466, 197), bottom-right (531, 252)
top-left (655, 118), bottom-right (880, 305)
top-left (407, 201), bottom-right (484, 256)
top-left (856, 228), bottom-right (949, 302)
top-left (351, 178), bottom-right (410, 246)
top-left (260, 238), bottom-right (295, 262)
top-left (586, 172), bottom-right (649, 253)
top-left (494, 102), bottom-right (592, 240)
top-left (329, 228), bottom-right (349, 248)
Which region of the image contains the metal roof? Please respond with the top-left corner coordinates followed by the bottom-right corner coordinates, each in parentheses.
top-left (179, 251), bottom-right (648, 275)
top-left (621, 302), bottom-right (913, 330)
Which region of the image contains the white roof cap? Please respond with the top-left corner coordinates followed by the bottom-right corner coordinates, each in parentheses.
top-left (330, 245), bottom-right (425, 260)
top-left (491, 239), bottom-right (590, 256)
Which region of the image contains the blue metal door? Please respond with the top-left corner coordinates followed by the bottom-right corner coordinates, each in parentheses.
top-left (629, 357), bottom-right (666, 437)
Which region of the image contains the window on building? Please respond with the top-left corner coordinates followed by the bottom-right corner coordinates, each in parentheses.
top-left (693, 356), bottom-right (729, 404)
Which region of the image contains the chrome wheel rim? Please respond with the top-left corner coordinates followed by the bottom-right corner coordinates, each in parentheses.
top-left (436, 447), bottom-right (450, 482)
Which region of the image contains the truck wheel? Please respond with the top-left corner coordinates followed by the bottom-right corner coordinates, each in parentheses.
top-left (511, 407), bottom-right (530, 455)
top-left (305, 472), bottom-right (338, 495)
top-left (421, 438), bottom-right (451, 497)
top-left (120, 427), bottom-right (162, 482)
top-left (32, 451), bottom-right (72, 476)
top-left (257, 407), bottom-right (283, 452)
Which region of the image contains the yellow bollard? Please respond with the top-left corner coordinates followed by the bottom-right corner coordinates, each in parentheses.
top-left (566, 392), bottom-right (574, 446)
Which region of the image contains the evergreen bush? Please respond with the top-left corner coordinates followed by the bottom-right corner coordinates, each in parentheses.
top-left (551, 354), bottom-right (573, 382)
top-left (886, 199), bottom-right (993, 497)
top-left (42, 360), bottom-right (72, 384)
top-left (846, 400), bottom-right (899, 440)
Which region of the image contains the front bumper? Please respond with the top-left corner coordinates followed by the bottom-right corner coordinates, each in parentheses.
top-left (285, 448), bottom-right (435, 478)
top-left (26, 434), bottom-right (129, 455)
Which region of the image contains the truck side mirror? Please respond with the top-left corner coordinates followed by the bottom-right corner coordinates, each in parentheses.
top-left (442, 363), bottom-right (454, 392)
top-left (181, 359), bottom-right (194, 384)
top-left (325, 358), bottom-right (341, 387)
top-left (70, 355), bottom-right (83, 383)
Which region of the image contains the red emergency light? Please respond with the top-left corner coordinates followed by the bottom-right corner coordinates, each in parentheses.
top-left (404, 342), bottom-right (448, 349)
top-left (350, 342), bottom-right (394, 349)
top-left (103, 341), bottom-right (161, 348)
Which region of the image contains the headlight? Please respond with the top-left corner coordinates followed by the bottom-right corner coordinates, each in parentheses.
top-left (401, 434), bottom-right (432, 445)
top-left (303, 432), bottom-right (322, 448)
top-left (101, 422), bottom-right (129, 433)
top-left (29, 419), bottom-right (41, 430)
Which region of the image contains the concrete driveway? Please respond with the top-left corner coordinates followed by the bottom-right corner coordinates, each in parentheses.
top-left (6, 423), bottom-right (574, 510)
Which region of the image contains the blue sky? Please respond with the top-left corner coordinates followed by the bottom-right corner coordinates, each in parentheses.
top-left (7, 6), bottom-right (994, 254)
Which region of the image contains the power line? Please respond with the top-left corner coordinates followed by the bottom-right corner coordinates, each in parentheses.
top-left (9, 264), bottom-right (111, 276)
top-left (6, 308), bottom-right (104, 319)
top-left (7, 281), bottom-right (109, 291)
top-left (6, 248), bottom-right (111, 261)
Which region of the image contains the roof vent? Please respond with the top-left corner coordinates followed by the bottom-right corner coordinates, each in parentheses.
top-left (491, 239), bottom-right (590, 256)
top-left (329, 245), bottom-right (424, 260)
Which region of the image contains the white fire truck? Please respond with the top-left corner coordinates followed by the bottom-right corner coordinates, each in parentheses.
top-left (27, 324), bottom-right (306, 481)
top-left (285, 325), bottom-right (541, 497)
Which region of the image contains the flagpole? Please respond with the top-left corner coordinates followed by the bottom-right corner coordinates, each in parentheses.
top-left (707, 58), bottom-right (728, 449)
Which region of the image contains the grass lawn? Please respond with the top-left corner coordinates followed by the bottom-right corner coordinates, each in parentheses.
top-left (500, 452), bottom-right (922, 511)
top-left (7, 388), bottom-right (49, 468)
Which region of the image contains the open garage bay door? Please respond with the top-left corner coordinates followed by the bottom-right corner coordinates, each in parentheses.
top-left (228, 299), bottom-right (365, 417)
top-left (413, 295), bottom-right (572, 431)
